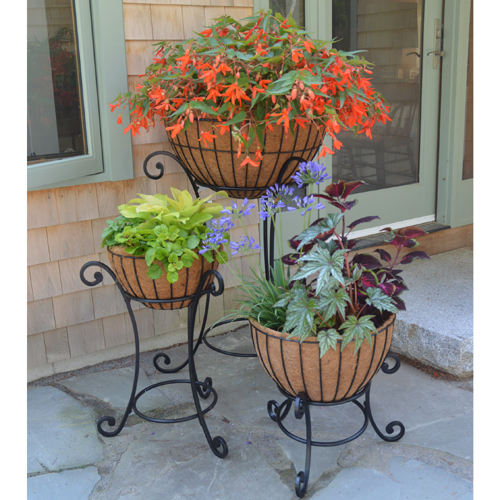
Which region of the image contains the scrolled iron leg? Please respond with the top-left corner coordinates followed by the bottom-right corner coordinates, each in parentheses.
top-left (294, 393), bottom-right (312, 498)
top-left (187, 271), bottom-right (228, 458)
top-left (365, 354), bottom-right (406, 442)
top-left (80, 262), bottom-right (141, 437)
top-left (267, 398), bottom-right (292, 423)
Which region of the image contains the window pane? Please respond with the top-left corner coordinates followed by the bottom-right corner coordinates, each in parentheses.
top-left (27, 0), bottom-right (86, 163)
top-left (331, 0), bottom-right (423, 194)
top-left (270, 0), bottom-right (306, 27)
top-left (462, 0), bottom-right (473, 180)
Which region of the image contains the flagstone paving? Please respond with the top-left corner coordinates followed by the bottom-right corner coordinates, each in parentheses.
top-left (27, 327), bottom-right (473, 499)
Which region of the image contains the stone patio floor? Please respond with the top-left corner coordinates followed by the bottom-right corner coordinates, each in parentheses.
top-left (28, 326), bottom-right (473, 499)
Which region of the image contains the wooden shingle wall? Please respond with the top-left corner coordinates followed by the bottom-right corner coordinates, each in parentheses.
top-left (27, 0), bottom-right (255, 380)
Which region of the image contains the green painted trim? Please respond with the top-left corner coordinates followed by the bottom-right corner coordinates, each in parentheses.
top-left (28, 0), bottom-right (133, 191)
top-left (436, 0), bottom-right (473, 227)
top-left (28, 0), bottom-right (103, 190)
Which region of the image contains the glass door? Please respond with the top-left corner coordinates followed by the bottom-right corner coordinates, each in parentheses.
top-left (257, 0), bottom-right (443, 247)
top-left (317, 0), bottom-right (442, 237)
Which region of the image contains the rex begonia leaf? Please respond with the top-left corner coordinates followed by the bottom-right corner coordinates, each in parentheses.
top-left (317, 286), bottom-right (351, 322)
top-left (318, 328), bottom-right (342, 357)
top-left (293, 246), bottom-right (348, 293)
top-left (339, 315), bottom-right (376, 352)
top-left (295, 213), bottom-right (343, 250)
top-left (283, 296), bottom-right (317, 341)
top-left (365, 287), bottom-right (399, 314)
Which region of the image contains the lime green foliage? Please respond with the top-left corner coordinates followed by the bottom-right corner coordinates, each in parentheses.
top-left (101, 188), bottom-right (229, 282)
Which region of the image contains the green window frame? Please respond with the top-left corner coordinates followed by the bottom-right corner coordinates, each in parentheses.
top-left (28, 0), bottom-right (133, 191)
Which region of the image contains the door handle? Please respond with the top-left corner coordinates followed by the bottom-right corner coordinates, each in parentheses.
top-left (429, 19), bottom-right (444, 68)
top-left (407, 52), bottom-right (421, 57)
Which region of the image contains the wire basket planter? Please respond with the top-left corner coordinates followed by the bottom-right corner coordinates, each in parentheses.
top-left (249, 315), bottom-right (395, 403)
top-left (166, 119), bottom-right (325, 199)
top-left (107, 246), bottom-right (219, 310)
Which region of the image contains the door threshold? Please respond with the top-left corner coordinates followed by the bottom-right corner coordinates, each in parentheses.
top-left (351, 222), bottom-right (451, 251)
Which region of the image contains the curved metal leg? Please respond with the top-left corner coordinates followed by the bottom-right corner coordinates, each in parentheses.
top-left (80, 262), bottom-right (140, 437)
top-left (365, 354), bottom-right (406, 442)
top-left (267, 398), bottom-right (292, 423)
top-left (187, 271), bottom-right (228, 458)
top-left (294, 393), bottom-right (312, 498)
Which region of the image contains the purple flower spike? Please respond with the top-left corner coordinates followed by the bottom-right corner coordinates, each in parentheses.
top-left (291, 161), bottom-right (331, 188)
top-left (221, 198), bottom-right (256, 220)
top-left (290, 195), bottom-right (326, 216)
top-left (229, 236), bottom-right (260, 256)
top-left (259, 184), bottom-right (296, 219)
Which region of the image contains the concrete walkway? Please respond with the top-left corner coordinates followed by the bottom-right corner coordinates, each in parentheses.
top-left (28, 326), bottom-right (473, 500)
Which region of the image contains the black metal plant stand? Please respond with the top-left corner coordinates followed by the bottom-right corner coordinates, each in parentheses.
top-left (79, 262), bottom-right (228, 458)
top-left (143, 150), bottom-right (306, 358)
top-left (142, 149), bottom-right (406, 497)
top-left (266, 354), bottom-right (405, 498)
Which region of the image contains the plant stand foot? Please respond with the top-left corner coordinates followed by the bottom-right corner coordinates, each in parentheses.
top-left (267, 355), bottom-right (406, 497)
top-left (80, 262), bottom-right (229, 459)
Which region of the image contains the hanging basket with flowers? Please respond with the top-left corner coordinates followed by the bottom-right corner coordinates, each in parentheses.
top-left (111, 10), bottom-right (391, 199)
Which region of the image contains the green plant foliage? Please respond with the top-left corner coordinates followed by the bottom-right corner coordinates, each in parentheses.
top-left (101, 188), bottom-right (228, 283)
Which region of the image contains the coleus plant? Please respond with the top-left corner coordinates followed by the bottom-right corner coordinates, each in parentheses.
top-left (277, 178), bottom-right (430, 356)
top-left (101, 188), bottom-right (229, 283)
top-left (110, 10), bottom-right (390, 167)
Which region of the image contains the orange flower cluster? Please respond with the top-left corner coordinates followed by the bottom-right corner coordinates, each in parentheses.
top-left (110, 10), bottom-right (390, 167)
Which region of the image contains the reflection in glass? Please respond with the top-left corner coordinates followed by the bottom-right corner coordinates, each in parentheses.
top-left (270, 0), bottom-right (306, 28)
top-left (27, 0), bottom-right (86, 163)
top-left (332, 0), bottom-right (423, 193)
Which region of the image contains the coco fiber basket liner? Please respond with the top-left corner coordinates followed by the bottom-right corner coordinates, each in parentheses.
top-left (167, 119), bottom-right (325, 199)
top-left (107, 246), bottom-right (219, 310)
top-left (249, 315), bottom-right (395, 403)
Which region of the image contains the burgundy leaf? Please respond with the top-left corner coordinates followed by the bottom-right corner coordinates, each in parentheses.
top-left (282, 253), bottom-right (300, 265)
top-left (389, 234), bottom-right (410, 247)
top-left (379, 283), bottom-right (396, 296)
top-left (374, 248), bottom-right (392, 263)
top-left (403, 239), bottom-right (418, 248)
top-left (392, 296), bottom-right (406, 311)
top-left (348, 215), bottom-right (380, 230)
top-left (341, 180), bottom-right (366, 198)
top-left (324, 182), bottom-right (344, 198)
top-left (397, 226), bottom-right (427, 238)
top-left (343, 200), bottom-right (357, 211)
top-left (288, 237), bottom-right (301, 250)
top-left (351, 253), bottom-right (382, 269)
top-left (361, 273), bottom-right (378, 289)
top-left (400, 251), bottom-right (431, 265)
top-left (394, 282), bottom-right (408, 293)
top-left (380, 227), bottom-right (394, 233)
top-left (347, 239), bottom-right (357, 249)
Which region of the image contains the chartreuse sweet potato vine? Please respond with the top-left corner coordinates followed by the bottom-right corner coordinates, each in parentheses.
top-left (101, 188), bottom-right (229, 283)
top-left (110, 10), bottom-right (391, 167)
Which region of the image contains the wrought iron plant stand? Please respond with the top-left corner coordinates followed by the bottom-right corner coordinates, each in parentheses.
top-left (80, 261), bottom-right (229, 458)
top-left (81, 148), bottom-right (406, 493)
top-left (265, 354), bottom-right (405, 497)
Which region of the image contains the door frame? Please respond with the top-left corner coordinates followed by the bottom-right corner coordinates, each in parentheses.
top-left (436, 0), bottom-right (473, 228)
top-left (255, 0), bottom-right (473, 230)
